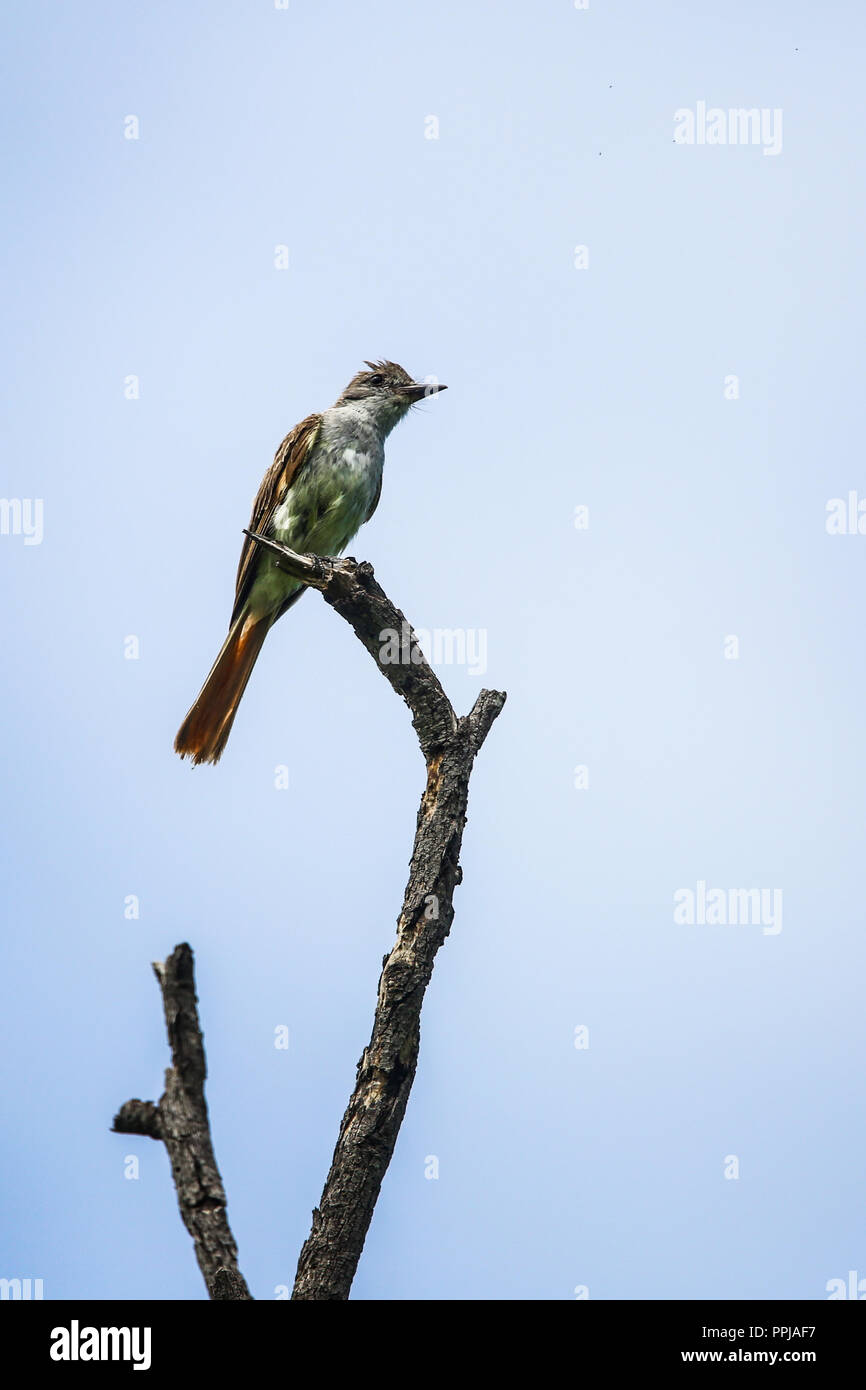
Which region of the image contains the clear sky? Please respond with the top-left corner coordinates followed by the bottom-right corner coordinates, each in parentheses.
top-left (2, 0), bottom-right (865, 1301)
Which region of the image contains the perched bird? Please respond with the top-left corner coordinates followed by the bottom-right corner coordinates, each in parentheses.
top-left (174, 361), bottom-right (446, 765)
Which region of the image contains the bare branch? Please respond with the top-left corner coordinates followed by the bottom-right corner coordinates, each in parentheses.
top-left (244, 530), bottom-right (457, 758)
top-left (238, 533), bottom-right (508, 1300)
top-left (114, 536), bottom-right (505, 1302)
top-left (113, 943), bottom-right (252, 1300)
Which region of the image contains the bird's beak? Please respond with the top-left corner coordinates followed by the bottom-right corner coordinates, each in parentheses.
top-left (402, 381), bottom-right (447, 402)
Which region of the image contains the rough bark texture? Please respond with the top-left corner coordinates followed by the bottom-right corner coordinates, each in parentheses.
top-left (113, 537), bottom-right (505, 1301)
top-left (112, 943), bottom-right (252, 1300)
top-left (292, 688), bottom-right (504, 1299)
top-left (241, 533), bottom-right (506, 1300)
top-left (243, 531), bottom-right (459, 758)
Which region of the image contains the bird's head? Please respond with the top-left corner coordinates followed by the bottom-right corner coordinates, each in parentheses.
top-left (334, 360), bottom-right (446, 430)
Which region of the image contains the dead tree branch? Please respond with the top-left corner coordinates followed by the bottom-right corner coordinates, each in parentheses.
top-left (113, 539), bottom-right (505, 1300)
top-left (112, 943), bottom-right (252, 1300)
top-left (242, 531), bottom-right (507, 1300)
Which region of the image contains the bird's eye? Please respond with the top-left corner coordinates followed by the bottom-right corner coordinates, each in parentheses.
top-left (368, 374), bottom-right (384, 387)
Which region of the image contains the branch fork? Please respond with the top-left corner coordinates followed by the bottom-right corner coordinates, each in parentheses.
top-left (114, 535), bottom-right (505, 1299)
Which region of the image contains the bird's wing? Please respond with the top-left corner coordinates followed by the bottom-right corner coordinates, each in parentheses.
top-left (365, 472), bottom-right (383, 524)
top-left (231, 412), bottom-right (323, 624)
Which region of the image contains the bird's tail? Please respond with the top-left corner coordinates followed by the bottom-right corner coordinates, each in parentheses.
top-left (174, 612), bottom-right (271, 765)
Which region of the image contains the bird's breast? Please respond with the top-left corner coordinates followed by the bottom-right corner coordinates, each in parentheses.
top-left (270, 431), bottom-right (383, 557)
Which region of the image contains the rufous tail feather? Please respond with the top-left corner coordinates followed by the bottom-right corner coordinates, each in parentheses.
top-left (174, 612), bottom-right (271, 765)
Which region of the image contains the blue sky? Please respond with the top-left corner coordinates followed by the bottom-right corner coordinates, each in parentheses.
top-left (2, 0), bottom-right (865, 1300)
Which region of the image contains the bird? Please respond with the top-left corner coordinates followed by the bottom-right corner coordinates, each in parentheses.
top-left (174, 360), bottom-right (447, 765)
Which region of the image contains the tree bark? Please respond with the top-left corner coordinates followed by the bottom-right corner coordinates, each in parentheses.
top-left (239, 535), bottom-right (506, 1300)
top-left (113, 943), bottom-right (252, 1300)
top-left (292, 687), bottom-right (503, 1299)
top-left (114, 537), bottom-right (505, 1300)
